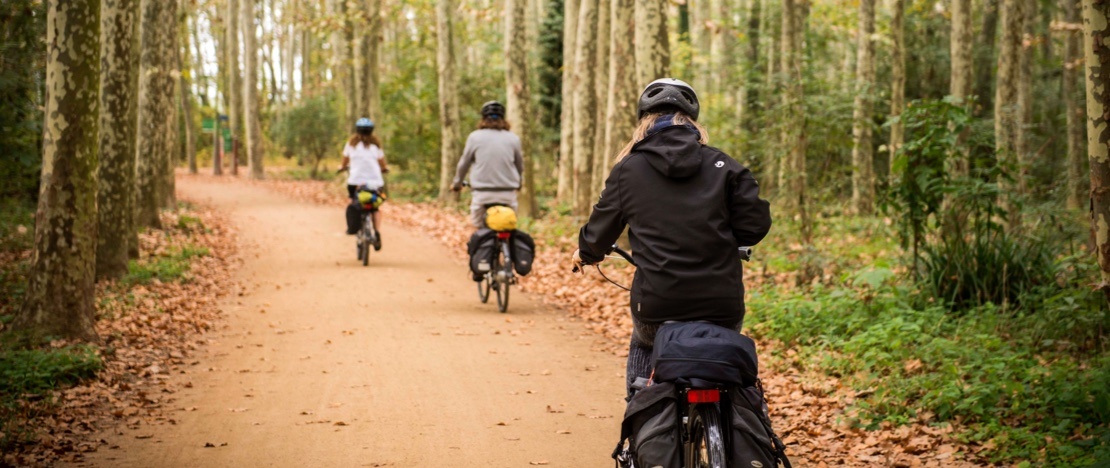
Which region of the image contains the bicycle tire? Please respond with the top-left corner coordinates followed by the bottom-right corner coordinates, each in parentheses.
top-left (478, 273), bottom-right (491, 303)
top-left (357, 241), bottom-right (365, 262)
top-left (685, 403), bottom-right (727, 468)
top-left (494, 249), bottom-right (509, 313)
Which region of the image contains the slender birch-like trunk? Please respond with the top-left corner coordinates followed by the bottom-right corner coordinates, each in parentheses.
top-left (850, 0), bottom-right (876, 215)
top-left (1065, 0), bottom-right (1087, 210)
top-left (996, 0), bottom-right (1024, 225)
top-left (889, 0), bottom-right (905, 175)
top-left (572, 0), bottom-right (599, 215)
top-left (557, 0), bottom-right (580, 200)
top-left (506, 0), bottom-right (536, 217)
top-left (243, 0), bottom-right (264, 179)
top-left (436, 0), bottom-right (462, 202)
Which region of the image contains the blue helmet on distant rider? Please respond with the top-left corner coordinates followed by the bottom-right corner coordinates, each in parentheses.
top-left (480, 101), bottom-right (505, 120)
top-left (355, 117), bottom-right (375, 135)
top-left (638, 78), bottom-right (700, 121)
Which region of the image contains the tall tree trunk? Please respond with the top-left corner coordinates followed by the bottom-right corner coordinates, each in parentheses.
top-left (436, 0), bottom-right (462, 202)
top-left (604, 0), bottom-right (637, 176)
top-left (97, 0), bottom-right (139, 280)
top-left (590, 0), bottom-right (610, 201)
top-left (690, 0), bottom-right (712, 92)
top-left (227, 0), bottom-right (242, 153)
top-left (850, 0), bottom-right (876, 215)
top-left (558, 0), bottom-right (580, 200)
top-left (16, 0), bottom-right (100, 341)
top-left (995, 0), bottom-right (1024, 225)
top-left (180, 0), bottom-right (198, 175)
top-left (190, 12), bottom-right (209, 107)
top-left (950, 0), bottom-right (972, 176)
top-left (889, 0), bottom-right (905, 175)
top-left (360, 0), bottom-right (382, 120)
top-left (243, 0), bottom-right (264, 179)
top-left (1066, 0), bottom-right (1087, 210)
top-left (572, 0), bottom-right (599, 216)
top-left (635, 0), bottom-right (669, 86)
top-left (283, 0), bottom-right (296, 103)
top-left (506, 0), bottom-right (536, 217)
top-left (136, 0), bottom-right (179, 228)
top-left (951, 0), bottom-right (973, 100)
top-left (782, 0), bottom-right (810, 242)
top-left (742, 0), bottom-right (762, 132)
top-left (1082, 0), bottom-right (1110, 298)
top-left (1016, 0), bottom-right (1035, 197)
top-left (213, 11), bottom-right (226, 176)
top-left (974, 0), bottom-right (1000, 113)
top-left (344, 0), bottom-right (357, 123)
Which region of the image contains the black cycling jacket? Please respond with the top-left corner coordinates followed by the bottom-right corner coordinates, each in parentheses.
top-left (577, 123), bottom-right (772, 324)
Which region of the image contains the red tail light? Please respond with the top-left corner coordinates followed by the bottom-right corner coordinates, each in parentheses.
top-left (497, 232), bottom-right (511, 240)
top-left (687, 389), bottom-right (720, 403)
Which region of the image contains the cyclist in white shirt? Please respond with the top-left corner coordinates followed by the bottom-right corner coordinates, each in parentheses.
top-left (339, 118), bottom-right (389, 246)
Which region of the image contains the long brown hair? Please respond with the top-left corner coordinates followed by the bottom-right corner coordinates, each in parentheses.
top-left (478, 117), bottom-right (511, 131)
top-left (615, 112), bottom-right (708, 161)
top-left (348, 133), bottom-right (382, 148)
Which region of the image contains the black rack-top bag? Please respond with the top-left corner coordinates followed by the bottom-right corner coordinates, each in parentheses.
top-left (650, 321), bottom-right (758, 387)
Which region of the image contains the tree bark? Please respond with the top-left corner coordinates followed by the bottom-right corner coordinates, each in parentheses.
top-left (16, 0), bottom-right (100, 341)
top-left (889, 0), bottom-right (905, 175)
top-left (507, 0), bottom-right (536, 217)
top-left (557, 0), bottom-right (579, 200)
top-left (850, 0), bottom-right (876, 215)
top-left (950, 0), bottom-right (973, 101)
top-left (1082, 0), bottom-right (1110, 297)
top-left (360, 0), bottom-right (382, 120)
top-left (690, 0), bottom-right (712, 92)
top-left (974, 0), bottom-right (1000, 113)
top-left (590, 0), bottom-right (610, 202)
top-left (782, 0), bottom-right (810, 242)
top-left (1016, 0), bottom-right (1035, 198)
top-left (436, 0), bottom-right (462, 202)
top-left (243, 0), bottom-right (264, 179)
top-left (995, 0), bottom-right (1024, 224)
top-left (635, 0), bottom-right (669, 86)
top-left (1066, 0), bottom-right (1087, 210)
top-left (742, 0), bottom-right (762, 132)
top-left (136, 0), bottom-right (179, 228)
top-left (283, 0), bottom-right (296, 103)
top-left (227, 0), bottom-right (242, 147)
top-left (180, 0), bottom-right (197, 175)
top-left (603, 0), bottom-right (638, 178)
top-left (572, 0), bottom-right (599, 216)
top-left (96, 0), bottom-right (139, 280)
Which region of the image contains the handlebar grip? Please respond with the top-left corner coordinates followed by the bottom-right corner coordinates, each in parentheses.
top-left (738, 246), bottom-right (753, 262)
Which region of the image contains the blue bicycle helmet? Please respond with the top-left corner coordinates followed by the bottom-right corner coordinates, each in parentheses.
top-left (355, 118), bottom-right (375, 134)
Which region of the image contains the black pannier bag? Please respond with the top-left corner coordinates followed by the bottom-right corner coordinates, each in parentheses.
top-left (510, 230), bottom-right (535, 276)
top-left (651, 322), bottom-right (758, 387)
top-left (614, 381), bottom-right (682, 468)
top-left (467, 228), bottom-right (498, 275)
top-left (345, 201), bottom-right (362, 234)
top-left (729, 384), bottom-right (792, 468)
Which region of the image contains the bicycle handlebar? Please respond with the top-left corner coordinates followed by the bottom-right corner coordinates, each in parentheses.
top-left (607, 245), bottom-right (752, 265)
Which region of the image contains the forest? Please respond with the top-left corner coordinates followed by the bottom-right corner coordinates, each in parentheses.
top-left (2, 0), bottom-right (1110, 466)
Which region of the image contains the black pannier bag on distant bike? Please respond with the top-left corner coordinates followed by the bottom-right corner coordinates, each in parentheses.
top-left (614, 381), bottom-right (682, 468)
top-left (510, 230), bottom-right (535, 276)
top-left (467, 228), bottom-right (498, 275)
top-left (651, 321), bottom-right (759, 387)
top-left (345, 201), bottom-right (362, 235)
top-left (729, 383), bottom-right (792, 468)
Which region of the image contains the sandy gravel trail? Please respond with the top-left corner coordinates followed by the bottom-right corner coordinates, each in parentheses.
top-left (77, 176), bottom-right (627, 467)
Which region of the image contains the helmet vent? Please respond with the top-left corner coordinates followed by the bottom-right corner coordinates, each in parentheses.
top-left (647, 88), bottom-right (664, 98)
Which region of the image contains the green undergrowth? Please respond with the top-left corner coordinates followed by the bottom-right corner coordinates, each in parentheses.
top-left (122, 243), bottom-right (209, 286)
top-left (747, 215), bottom-right (1110, 467)
top-left (0, 341), bottom-right (103, 450)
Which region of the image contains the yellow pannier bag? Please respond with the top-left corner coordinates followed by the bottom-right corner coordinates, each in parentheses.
top-left (485, 205), bottom-right (518, 232)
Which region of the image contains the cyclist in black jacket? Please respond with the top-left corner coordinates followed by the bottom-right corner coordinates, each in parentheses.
top-left (572, 78), bottom-right (772, 396)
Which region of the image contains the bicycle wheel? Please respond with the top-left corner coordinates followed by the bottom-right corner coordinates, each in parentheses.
top-left (685, 404), bottom-right (727, 468)
top-left (478, 272), bottom-right (491, 303)
top-left (494, 251), bottom-right (510, 313)
top-left (357, 239), bottom-right (365, 262)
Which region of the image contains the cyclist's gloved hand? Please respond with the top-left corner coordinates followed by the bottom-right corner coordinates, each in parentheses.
top-left (571, 249), bottom-right (584, 273)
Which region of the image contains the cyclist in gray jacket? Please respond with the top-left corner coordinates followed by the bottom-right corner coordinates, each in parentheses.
top-left (572, 79), bottom-right (772, 396)
top-left (451, 101), bottom-right (525, 228)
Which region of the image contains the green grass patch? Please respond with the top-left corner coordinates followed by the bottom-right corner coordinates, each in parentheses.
top-left (746, 211), bottom-right (1109, 467)
top-left (0, 343), bottom-right (102, 449)
top-left (122, 244), bottom-right (210, 286)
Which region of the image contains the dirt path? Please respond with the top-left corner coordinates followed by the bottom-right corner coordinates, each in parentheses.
top-left (76, 176), bottom-right (627, 467)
